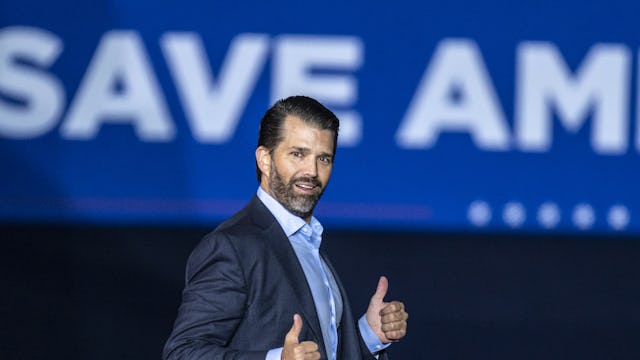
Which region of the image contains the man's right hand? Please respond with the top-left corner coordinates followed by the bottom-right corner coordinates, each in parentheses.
top-left (282, 314), bottom-right (320, 360)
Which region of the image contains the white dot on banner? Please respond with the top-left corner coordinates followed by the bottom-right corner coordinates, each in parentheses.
top-left (537, 202), bottom-right (560, 229)
top-left (572, 203), bottom-right (595, 230)
top-left (607, 205), bottom-right (630, 230)
top-left (468, 201), bottom-right (491, 227)
top-left (503, 202), bottom-right (525, 228)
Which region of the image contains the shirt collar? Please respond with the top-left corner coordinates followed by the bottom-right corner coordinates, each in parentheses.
top-left (256, 187), bottom-right (324, 240)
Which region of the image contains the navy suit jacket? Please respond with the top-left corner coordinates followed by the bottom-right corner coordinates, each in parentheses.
top-left (163, 196), bottom-right (385, 360)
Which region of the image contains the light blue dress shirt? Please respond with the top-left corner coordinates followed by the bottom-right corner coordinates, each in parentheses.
top-left (257, 188), bottom-right (388, 360)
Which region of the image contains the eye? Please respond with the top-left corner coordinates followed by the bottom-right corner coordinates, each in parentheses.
top-left (290, 151), bottom-right (302, 158)
top-left (319, 156), bottom-right (332, 165)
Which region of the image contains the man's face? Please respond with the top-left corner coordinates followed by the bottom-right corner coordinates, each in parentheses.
top-left (257, 116), bottom-right (335, 220)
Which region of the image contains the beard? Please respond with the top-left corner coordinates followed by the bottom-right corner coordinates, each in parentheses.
top-left (268, 162), bottom-right (325, 219)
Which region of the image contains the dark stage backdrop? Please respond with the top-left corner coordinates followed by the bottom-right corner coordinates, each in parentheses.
top-left (2, 224), bottom-right (639, 360)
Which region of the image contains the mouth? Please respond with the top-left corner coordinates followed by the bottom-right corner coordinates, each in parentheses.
top-left (291, 176), bottom-right (322, 195)
top-left (294, 182), bottom-right (318, 194)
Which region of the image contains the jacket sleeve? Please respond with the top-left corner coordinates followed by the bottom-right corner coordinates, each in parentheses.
top-left (163, 232), bottom-right (264, 360)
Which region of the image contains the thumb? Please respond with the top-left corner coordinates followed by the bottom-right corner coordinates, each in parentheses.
top-left (285, 314), bottom-right (302, 345)
top-left (371, 276), bottom-right (388, 303)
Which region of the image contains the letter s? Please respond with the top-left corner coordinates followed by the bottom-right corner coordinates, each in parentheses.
top-left (0, 26), bottom-right (65, 138)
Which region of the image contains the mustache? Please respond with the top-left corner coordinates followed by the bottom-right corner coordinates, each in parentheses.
top-left (290, 176), bottom-right (322, 188)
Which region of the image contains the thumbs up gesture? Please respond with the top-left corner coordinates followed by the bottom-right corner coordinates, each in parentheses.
top-left (365, 276), bottom-right (408, 343)
top-left (282, 314), bottom-right (320, 360)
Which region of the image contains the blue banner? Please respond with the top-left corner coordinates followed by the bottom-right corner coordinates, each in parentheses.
top-left (1, 0), bottom-right (639, 233)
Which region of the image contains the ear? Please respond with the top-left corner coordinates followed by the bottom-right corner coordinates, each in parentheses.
top-left (255, 146), bottom-right (271, 179)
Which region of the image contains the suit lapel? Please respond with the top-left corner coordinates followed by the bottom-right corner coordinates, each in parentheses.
top-left (247, 197), bottom-right (326, 354)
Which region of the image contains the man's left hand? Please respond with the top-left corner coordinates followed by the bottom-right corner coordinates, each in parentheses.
top-left (365, 276), bottom-right (408, 343)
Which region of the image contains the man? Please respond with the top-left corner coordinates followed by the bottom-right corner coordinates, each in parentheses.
top-left (164, 96), bottom-right (408, 360)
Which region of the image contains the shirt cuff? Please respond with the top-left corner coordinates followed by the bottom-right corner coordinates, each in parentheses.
top-left (266, 347), bottom-right (283, 360)
top-left (358, 315), bottom-right (391, 354)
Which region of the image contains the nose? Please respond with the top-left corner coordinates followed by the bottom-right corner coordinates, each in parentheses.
top-left (302, 157), bottom-right (318, 178)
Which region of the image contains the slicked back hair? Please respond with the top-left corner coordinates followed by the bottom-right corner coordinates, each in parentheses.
top-left (256, 96), bottom-right (340, 182)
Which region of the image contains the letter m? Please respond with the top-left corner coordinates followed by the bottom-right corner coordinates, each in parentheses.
top-left (515, 42), bottom-right (630, 154)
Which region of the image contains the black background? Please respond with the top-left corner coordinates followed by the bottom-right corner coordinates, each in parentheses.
top-left (2, 224), bottom-right (639, 359)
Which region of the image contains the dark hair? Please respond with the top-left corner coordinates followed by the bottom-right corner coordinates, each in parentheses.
top-left (256, 96), bottom-right (340, 182)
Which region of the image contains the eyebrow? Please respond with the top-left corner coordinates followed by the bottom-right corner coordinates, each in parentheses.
top-left (319, 151), bottom-right (334, 159)
top-left (289, 146), bottom-right (310, 154)
top-left (289, 147), bottom-right (334, 158)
